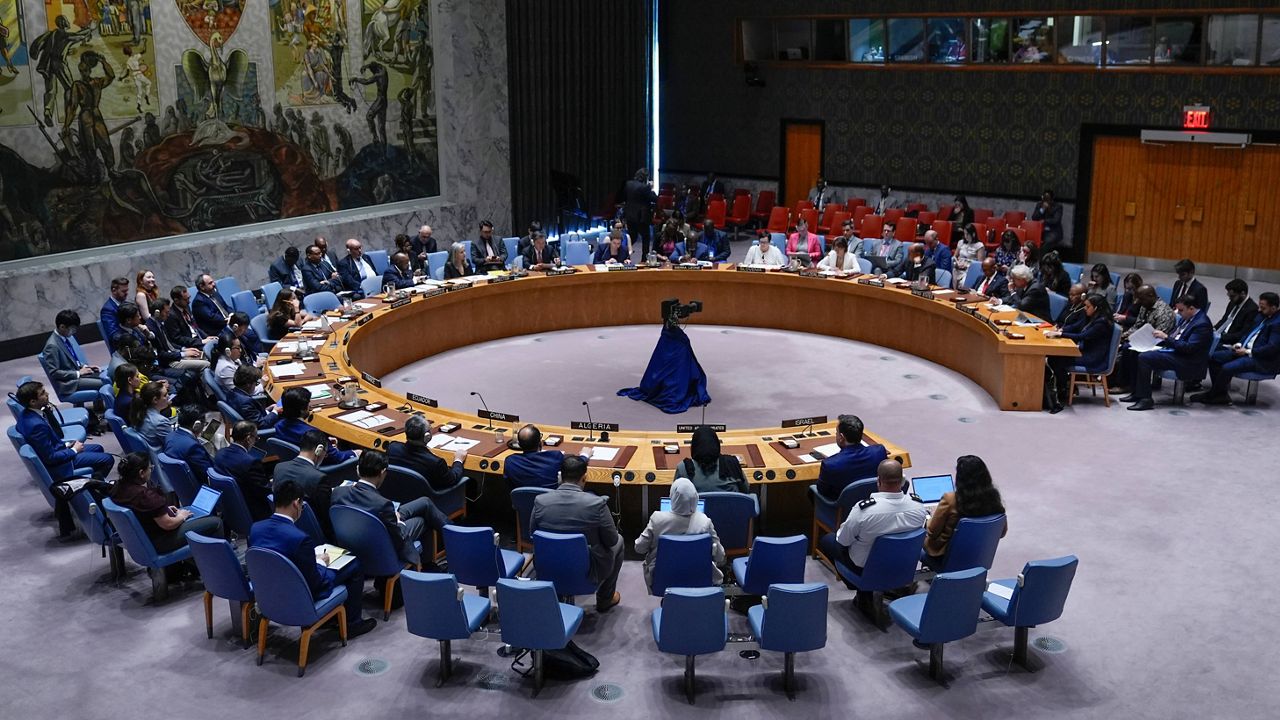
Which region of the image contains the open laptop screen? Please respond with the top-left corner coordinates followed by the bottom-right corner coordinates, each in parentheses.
top-left (909, 475), bottom-right (954, 504)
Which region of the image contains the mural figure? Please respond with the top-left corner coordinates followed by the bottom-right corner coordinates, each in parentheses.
top-left (62, 50), bottom-right (116, 178)
top-left (350, 60), bottom-right (386, 146)
top-left (30, 15), bottom-right (92, 124)
top-left (181, 31), bottom-right (248, 121)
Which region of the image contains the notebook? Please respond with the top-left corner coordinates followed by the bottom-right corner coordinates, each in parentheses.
top-left (185, 485), bottom-right (222, 519)
top-left (909, 474), bottom-right (954, 504)
top-left (659, 497), bottom-right (706, 513)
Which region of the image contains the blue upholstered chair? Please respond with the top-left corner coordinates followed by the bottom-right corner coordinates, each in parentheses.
top-left (207, 468), bottom-right (255, 538)
top-left (922, 513), bottom-right (1006, 575)
top-left (359, 276), bottom-right (383, 297)
top-left (1159, 330), bottom-right (1219, 405)
top-left (1067, 322), bottom-right (1124, 407)
top-left (748, 582), bottom-right (828, 699)
top-left (1047, 290), bottom-right (1067, 323)
top-left (261, 281), bottom-right (282, 308)
top-left (35, 353), bottom-right (100, 409)
top-left (427, 251), bottom-right (448, 280)
top-left (888, 566), bottom-right (987, 682)
top-left (935, 268), bottom-right (952, 288)
top-left (8, 384), bottom-right (91, 429)
top-left (330, 504), bottom-right (421, 620)
top-left (1061, 262), bottom-right (1084, 283)
top-left (302, 291), bottom-right (341, 314)
top-left (442, 525), bottom-right (525, 597)
top-left (215, 276), bottom-right (243, 301)
top-left (731, 535), bottom-right (807, 596)
top-left (101, 498), bottom-right (193, 602)
top-left (502, 237), bottom-right (520, 269)
top-left (385, 465), bottom-right (467, 518)
top-left (231, 290), bottom-right (259, 316)
top-left (263, 436), bottom-right (299, 462)
top-left (809, 477), bottom-right (877, 567)
top-left (104, 409), bottom-right (128, 448)
top-left (67, 488), bottom-right (123, 579)
top-left (962, 262), bottom-right (984, 290)
top-left (249, 312), bottom-right (275, 347)
top-left (652, 586), bottom-right (729, 704)
top-left (19, 443), bottom-right (92, 512)
top-left (186, 532), bottom-right (255, 647)
top-left (700, 491), bottom-right (759, 558)
top-left (562, 240), bottom-right (591, 265)
top-left (366, 249), bottom-right (390, 274)
top-left (157, 452), bottom-right (201, 506)
top-left (1155, 285), bottom-right (1173, 305)
top-left (982, 555), bottom-right (1079, 670)
top-left (297, 501), bottom-right (326, 545)
top-left (201, 367), bottom-right (228, 405)
top-left (510, 487), bottom-right (552, 553)
top-left (216, 400), bottom-right (275, 441)
top-left (836, 528), bottom-right (926, 628)
top-left (496, 578), bottom-right (585, 696)
top-left (650, 533), bottom-right (714, 597)
top-left (246, 547), bottom-right (348, 677)
top-left (856, 257), bottom-right (873, 274)
top-left (531, 530), bottom-right (596, 601)
top-left (1239, 369), bottom-right (1279, 405)
top-left (402, 571), bottom-right (492, 686)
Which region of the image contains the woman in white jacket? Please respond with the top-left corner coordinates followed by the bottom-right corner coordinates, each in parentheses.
top-left (634, 478), bottom-right (726, 593)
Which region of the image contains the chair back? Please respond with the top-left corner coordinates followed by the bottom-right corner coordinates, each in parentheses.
top-left (216, 400), bottom-right (243, 426)
top-left (1061, 262), bottom-right (1084, 283)
top-left (6, 424), bottom-right (24, 453)
top-left (1020, 220), bottom-right (1043, 245)
top-left (860, 214), bottom-right (884, 240)
top-left (443, 525), bottom-right (504, 587)
top-left (157, 452), bottom-right (201, 506)
top-left (1003, 210), bottom-right (1026, 226)
top-left (202, 367), bottom-right (228, 404)
top-left (69, 490), bottom-right (117, 548)
top-left (1048, 291), bottom-right (1067, 322)
top-left (246, 547), bottom-right (327, 626)
top-left (426, 251), bottom-right (448, 280)
top-left (382, 464), bottom-right (431, 504)
top-left (360, 276), bottom-right (383, 297)
top-left (496, 579), bottom-right (571, 650)
top-left (883, 208), bottom-right (905, 225)
top-left (738, 535), bottom-right (807, 595)
top-left (187, 532), bottom-right (253, 603)
top-left (941, 513), bottom-right (1006, 573)
top-left (105, 409), bottom-right (128, 447)
top-left (261, 281), bottom-right (282, 308)
top-left (651, 533), bottom-right (714, 596)
top-left (302, 291), bottom-right (341, 314)
top-left (330, 504), bottom-right (405, 577)
top-left (858, 528), bottom-right (926, 590)
top-left (402, 571), bottom-right (476, 640)
top-left (656, 586), bottom-right (727, 656)
top-left (973, 208), bottom-right (994, 223)
top-left (1002, 555), bottom-right (1079, 626)
top-left (766, 206), bottom-right (789, 234)
top-left (963, 263), bottom-right (984, 289)
top-left (753, 190), bottom-right (776, 216)
top-left (836, 477), bottom-right (878, 520)
top-left (215, 276), bottom-right (243, 300)
top-left (758, 583), bottom-right (828, 653)
top-left (935, 268), bottom-right (952, 288)
top-left (297, 501), bottom-right (326, 545)
top-left (264, 436), bottom-right (300, 462)
top-left (532, 530), bottom-right (596, 596)
top-left (856, 257), bottom-right (872, 274)
top-left (699, 491), bottom-right (759, 556)
top-left (18, 444), bottom-right (62, 509)
top-left (846, 197), bottom-right (867, 210)
top-left (102, 498), bottom-right (161, 567)
top-left (208, 468), bottom-right (255, 537)
top-left (562, 240), bottom-right (591, 265)
top-left (917, 567), bottom-right (987, 644)
top-left (917, 210), bottom-right (937, 226)
top-left (511, 487), bottom-right (552, 550)
top-left (366, 249), bottom-right (390, 274)
top-left (893, 220), bottom-right (916, 243)
top-left (98, 384), bottom-right (115, 411)
top-left (231, 290), bottom-right (259, 316)
top-left (728, 194), bottom-right (751, 223)
top-left (5, 395), bottom-right (22, 423)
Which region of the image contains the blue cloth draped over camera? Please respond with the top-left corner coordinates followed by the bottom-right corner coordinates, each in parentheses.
top-left (618, 324), bottom-right (711, 414)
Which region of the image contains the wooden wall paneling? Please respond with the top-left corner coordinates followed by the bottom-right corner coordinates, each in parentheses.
top-left (782, 123), bottom-right (823, 208)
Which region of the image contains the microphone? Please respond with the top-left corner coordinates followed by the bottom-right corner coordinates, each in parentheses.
top-left (471, 391), bottom-right (493, 430)
top-left (582, 400), bottom-right (595, 441)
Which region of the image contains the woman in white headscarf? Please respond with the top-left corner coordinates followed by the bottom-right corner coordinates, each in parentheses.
top-left (634, 478), bottom-right (726, 593)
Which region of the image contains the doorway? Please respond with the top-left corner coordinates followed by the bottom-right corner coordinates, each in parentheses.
top-left (780, 120), bottom-right (824, 210)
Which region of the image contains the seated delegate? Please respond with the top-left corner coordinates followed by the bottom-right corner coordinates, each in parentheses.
top-left (673, 425), bottom-right (748, 494)
top-left (742, 232), bottom-right (784, 266)
top-left (818, 236), bottom-right (859, 272)
top-left (924, 455), bottom-right (1007, 563)
top-left (633, 478), bottom-right (726, 592)
top-left (110, 451), bottom-right (223, 559)
top-left (815, 414), bottom-right (888, 502)
top-left (504, 424), bottom-right (565, 489)
top-left (274, 387), bottom-right (357, 465)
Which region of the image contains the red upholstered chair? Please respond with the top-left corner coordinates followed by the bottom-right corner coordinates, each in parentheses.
top-left (1007, 226), bottom-right (1027, 244)
top-left (766, 206), bottom-right (790, 234)
top-left (752, 190), bottom-right (777, 223)
top-left (1003, 210), bottom-right (1027, 226)
top-left (931, 220), bottom-right (953, 246)
top-left (884, 208), bottom-right (905, 225)
top-left (973, 208), bottom-right (994, 224)
top-left (986, 216), bottom-right (1007, 235)
top-left (975, 223), bottom-right (998, 250)
top-left (861, 215), bottom-right (885, 240)
top-left (827, 212), bottom-right (850, 237)
top-left (816, 205), bottom-right (841, 235)
top-left (917, 211), bottom-right (937, 226)
top-left (733, 188), bottom-right (750, 198)
top-left (794, 201), bottom-right (814, 219)
top-left (660, 183), bottom-right (675, 193)
top-left (852, 206), bottom-right (872, 227)
top-left (1020, 220), bottom-right (1043, 246)
top-left (907, 202), bottom-right (929, 214)
top-left (708, 192), bottom-right (726, 206)
top-left (846, 198), bottom-right (867, 210)
top-left (894, 221), bottom-right (917, 243)
top-left (799, 208), bottom-right (819, 232)
top-left (725, 194), bottom-right (752, 237)
top-left (705, 199), bottom-right (727, 228)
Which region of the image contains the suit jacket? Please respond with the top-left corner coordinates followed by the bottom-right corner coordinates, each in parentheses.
top-left (163, 307), bottom-right (204, 349)
top-left (925, 243), bottom-right (953, 273)
top-left (865, 238), bottom-right (908, 276)
top-left (100, 297), bottom-right (122, 352)
top-left (701, 228), bottom-right (730, 261)
top-left (249, 514), bottom-right (336, 602)
top-left (269, 257), bottom-right (305, 290)
top-left (1156, 310), bottom-right (1214, 378)
top-left (1171, 278), bottom-right (1209, 311)
top-left (470, 238), bottom-right (508, 269)
top-left (382, 264), bottom-right (416, 289)
top-left (214, 443), bottom-right (273, 521)
top-left (272, 456), bottom-right (339, 537)
top-left (331, 481), bottom-right (409, 561)
top-left (971, 271), bottom-right (1009, 299)
top-left (1246, 314), bottom-right (1280, 373)
top-left (145, 317), bottom-right (184, 366)
top-left (443, 260), bottom-right (476, 279)
top-left (673, 241), bottom-right (711, 262)
top-left (808, 186), bottom-right (836, 211)
top-left (504, 449), bottom-right (564, 489)
top-left (531, 483), bottom-right (620, 583)
top-left (192, 291), bottom-right (232, 338)
top-left (1057, 303), bottom-right (1087, 333)
top-left (218, 326), bottom-right (263, 359)
top-left (42, 332), bottom-right (90, 399)
top-left (815, 443), bottom-right (890, 502)
top-left (17, 407), bottom-right (78, 481)
top-left (593, 243), bottom-right (630, 264)
top-left (386, 441), bottom-right (464, 492)
top-left (1063, 316), bottom-right (1114, 372)
top-left (521, 243), bottom-right (558, 269)
top-left (622, 179), bottom-right (657, 225)
top-left (904, 258), bottom-right (937, 284)
top-left (301, 259), bottom-right (342, 295)
top-left (410, 235), bottom-right (438, 261)
top-left (162, 428), bottom-right (213, 483)
top-left (336, 255), bottom-right (378, 294)
top-left (873, 194), bottom-right (900, 214)
top-left (1215, 298), bottom-right (1259, 346)
top-left (228, 387), bottom-right (279, 429)
top-left (1009, 281), bottom-right (1052, 322)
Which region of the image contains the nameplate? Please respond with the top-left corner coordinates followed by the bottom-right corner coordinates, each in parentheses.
top-left (419, 288), bottom-right (446, 299)
top-left (546, 267), bottom-right (577, 276)
top-left (487, 274), bottom-right (520, 285)
top-left (390, 296), bottom-right (413, 309)
top-left (356, 314), bottom-right (373, 326)
top-left (735, 265), bottom-right (765, 273)
top-left (606, 264), bottom-right (638, 271)
top-left (444, 282), bottom-right (473, 291)
top-left (572, 420), bottom-right (620, 432)
top-left (360, 371), bottom-right (382, 388)
top-left (857, 278), bottom-right (884, 287)
top-left (911, 289), bottom-right (935, 300)
top-left (336, 376), bottom-right (356, 384)
top-left (781, 415), bottom-right (828, 428)
top-left (676, 424), bottom-right (727, 433)
top-left (343, 352), bottom-right (351, 365)
top-left (406, 392), bottom-right (439, 408)
top-left (674, 264), bottom-right (702, 271)
top-left (342, 330), bottom-right (351, 343)
top-left (479, 409), bottom-right (519, 423)
top-left (799, 270), bottom-right (822, 278)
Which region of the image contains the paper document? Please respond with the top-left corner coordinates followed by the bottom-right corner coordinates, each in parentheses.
top-left (991, 304), bottom-right (1016, 312)
top-left (812, 442), bottom-right (841, 458)
top-left (268, 362), bottom-right (306, 378)
top-left (427, 434), bottom-right (481, 452)
top-left (274, 341), bottom-right (299, 354)
top-left (594, 264), bottom-right (609, 272)
top-left (987, 582), bottom-right (1015, 600)
top-left (796, 453), bottom-right (819, 463)
top-left (740, 263), bottom-right (776, 270)
top-left (588, 447), bottom-right (620, 462)
top-left (301, 319), bottom-right (323, 330)
top-left (884, 277), bottom-right (909, 285)
top-left (316, 544), bottom-right (355, 569)
top-left (302, 383), bottom-right (333, 400)
top-left (1127, 323), bottom-right (1162, 353)
top-left (356, 302), bottom-right (379, 310)
top-left (932, 289), bottom-right (955, 296)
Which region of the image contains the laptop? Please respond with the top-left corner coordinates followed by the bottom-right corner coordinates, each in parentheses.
top-left (184, 485), bottom-right (222, 519)
top-left (864, 254), bottom-right (892, 271)
top-left (909, 474), bottom-right (954, 504)
top-left (659, 497), bottom-right (706, 514)
top-left (787, 252), bottom-right (812, 267)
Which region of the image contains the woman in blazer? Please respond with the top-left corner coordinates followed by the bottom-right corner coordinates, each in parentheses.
top-left (818, 236), bottom-right (859, 272)
top-left (786, 219), bottom-right (823, 264)
top-left (1045, 293), bottom-right (1116, 411)
top-left (924, 455), bottom-right (1007, 560)
top-left (443, 242), bottom-right (475, 279)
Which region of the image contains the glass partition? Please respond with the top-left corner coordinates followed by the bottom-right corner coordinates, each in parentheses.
top-left (928, 18), bottom-right (968, 64)
top-left (740, 20), bottom-right (774, 62)
top-left (814, 19), bottom-right (849, 61)
top-left (1011, 17), bottom-right (1055, 63)
top-left (1106, 16), bottom-right (1154, 66)
top-left (776, 19), bottom-right (813, 60)
top-left (1057, 15), bottom-right (1105, 65)
top-left (1155, 16), bottom-right (1203, 65)
top-left (971, 18), bottom-right (1010, 63)
top-left (849, 18), bottom-right (886, 63)
top-left (888, 18), bottom-right (927, 62)
top-left (1206, 15), bottom-right (1258, 66)
top-left (1262, 15), bottom-right (1280, 66)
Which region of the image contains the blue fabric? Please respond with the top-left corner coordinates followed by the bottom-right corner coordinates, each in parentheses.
top-left (504, 450), bottom-right (564, 489)
top-left (274, 417), bottom-right (356, 465)
top-left (618, 325), bottom-right (711, 414)
top-left (163, 428), bottom-right (213, 483)
top-left (815, 443), bottom-right (889, 501)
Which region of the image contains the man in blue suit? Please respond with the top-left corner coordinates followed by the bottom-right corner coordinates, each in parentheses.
top-left (191, 273), bottom-right (233, 338)
top-left (43, 310), bottom-right (104, 397)
top-left (336, 238), bottom-right (378, 298)
top-left (249, 479), bottom-right (377, 637)
top-left (100, 277), bottom-right (130, 352)
top-left (302, 244), bottom-right (343, 295)
top-left (968, 257), bottom-right (1009, 299)
top-left (699, 220), bottom-right (731, 262)
top-left (673, 238), bottom-right (712, 262)
top-left (228, 365), bottom-right (280, 429)
top-left (1124, 294), bottom-right (1214, 411)
top-left (276, 387), bottom-right (356, 466)
top-left (923, 230), bottom-right (953, 273)
top-left (214, 421), bottom-right (274, 521)
top-left (815, 414), bottom-right (889, 501)
top-left (1193, 291), bottom-right (1280, 405)
top-left (162, 404), bottom-right (213, 484)
top-left (219, 312), bottom-right (265, 360)
top-left (331, 450), bottom-right (448, 566)
top-left (269, 247), bottom-right (306, 294)
top-left (381, 251), bottom-right (416, 290)
top-left (504, 424), bottom-right (564, 489)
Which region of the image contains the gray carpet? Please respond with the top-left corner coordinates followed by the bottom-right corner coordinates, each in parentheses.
top-left (3, 259), bottom-right (1277, 719)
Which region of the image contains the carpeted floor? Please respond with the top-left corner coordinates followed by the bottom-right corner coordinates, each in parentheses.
top-left (3, 257), bottom-right (1277, 719)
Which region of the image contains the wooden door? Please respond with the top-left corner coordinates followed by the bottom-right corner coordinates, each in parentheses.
top-left (781, 121), bottom-right (823, 209)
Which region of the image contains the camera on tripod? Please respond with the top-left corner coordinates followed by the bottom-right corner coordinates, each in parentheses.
top-left (661, 298), bottom-right (703, 328)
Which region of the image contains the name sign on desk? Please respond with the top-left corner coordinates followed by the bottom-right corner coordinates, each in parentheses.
top-left (389, 296), bottom-right (413, 309)
top-left (355, 314), bottom-right (373, 326)
top-left (488, 274), bottom-right (520, 285)
top-left (674, 264), bottom-right (702, 271)
top-left (546, 267), bottom-right (577, 276)
top-left (419, 288), bottom-right (446, 299)
top-left (444, 282), bottom-right (473, 292)
top-left (736, 265), bottom-right (765, 273)
top-left (342, 330), bottom-right (351, 343)
top-left (911, 288), bottom-right (935, 300)
top-left (607, 264), bottom-right (638, 271)
top-left (781, 415), bottom-right (828, 428)
top-left (857, 278), bottom-right (885, 287)
top-left (479, 409), bottom-right (520, 423)
top-left (572, 420), bottom-right (620, 432)
top-left (676, 424), bottom-right (727, 433)
top-left (799, 270), bottom-right (822, 278)
top-left (360, 371), bottom-right (382, 388)
top-left (406, 392), bottom-right (438, 408)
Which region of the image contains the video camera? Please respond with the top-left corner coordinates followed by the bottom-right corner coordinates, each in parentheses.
top-left (661, 298), bottom-right (703, 328)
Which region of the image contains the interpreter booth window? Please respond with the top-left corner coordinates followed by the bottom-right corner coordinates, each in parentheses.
top-left (1154, 17), bottom-right (1203, 65)
top-left (776, 19), bottom-right (813, 61)
top-left (1011, 17), bottom-right (1055, 63)
top-left (849, 18), bottom-right (886, 63)
top-left (1206, 15), bottom-right (1258, 66)
top-left (1105, 16), bottom-right (1154, 66)
top-left (927, 18), bottom-right (967, 64)
top-left (887, 18), bottom-right (926, 62)
top-left (1057, 15), bottom-right (1105, 65)
top-left (1261, 15), bottom-right (1280, 66)
top-left (971, 18), bottom-right (1010, 63)
top-left (814, 19), bottom-right (849, 61)
top-left (740, 20), bottom-right (774, 62)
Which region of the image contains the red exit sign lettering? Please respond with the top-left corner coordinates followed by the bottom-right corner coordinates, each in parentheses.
top-left (1183, 105), bottom-right (1211, 130)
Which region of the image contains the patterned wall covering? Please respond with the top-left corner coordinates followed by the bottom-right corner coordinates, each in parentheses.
top-left (661, 1), bottom-right (1280, 202)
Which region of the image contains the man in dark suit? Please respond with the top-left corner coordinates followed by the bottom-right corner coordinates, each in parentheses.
top-left (623, 168), bottom-right (657, 258)
top-left (382, 251), bottom-right (416, 290)
top-left (969, 257), bottom-right (1009, 298)
top-left (192, 273), bottom-right (233, 338)
top-left (219, 312), bottom-right (264, 360)
top-left (44, 310), bottom-right (104, 397)
top-left (1171, 258), bottom-right (1209, 312)
top-left (410, 225), bottom-right (438, 267)
top-left (815, 414), bottom-right (889, 501)
top-left (1006, 264), bottom-right (1052, 321)
top-left (162, 404), bottom-right (213, 484)
top-left (276, 387), bottom-right (356, 466)
top-left (504, 424), bottom-right (564, 489)
top-left (673, 238), bottom-right (711, 262)
top-left (521, 231), bottom-right (559, 271)
top-left (1214, 279), bottom-right (1259, 347)
top-left (470, 220), bottom-right (507, 272)
top-left (516, 220), bottom-right (542, 256)
top-left (164, 286), bottom-right (214, 350)
top-left (16, 381), bottom-right (114, 535)
top-left (700, 172), bottom-right (721, 199)
top-left (331, 451), bottom-right (448, 566)
top-left (302, 244), bottom-right (344, 295)
top-left (386, 415), bottom-right (466, 491)
top-left (249, 479), bottom-right (376, 637)
top-left (214, 421), bottom-right (274, 521)
top-left (147, 299), bottom-right (210, 371)
top-left (100, 277), bottom-right (130, 352)
top-left (1194, 291), bottom-right (1280, 404)
top-left (531, 455), bottom-right (623, 612)
top-left (272, 428), bottom-right (343, 537)
top-left (228, 365), bottom-right (280, 429)
top-left (699, 219), bottom-right (730, 262)
top-left (269, 246), bottom-right (307, 294)
top-left (1124, 294), bottom-right (1214, 411)
top-left (903, 243), bottom-right (937, 284)
top-left (336, 238), bottom-right (378, 297)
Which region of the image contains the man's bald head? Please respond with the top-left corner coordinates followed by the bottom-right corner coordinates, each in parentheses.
top-left (876, 459), bottom-right (904, 491)
top-left (1135, 285), bottom-right (1157, 306)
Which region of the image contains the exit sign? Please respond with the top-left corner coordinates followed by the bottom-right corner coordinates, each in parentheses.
top-left (1182, 105), bottom-right (1211, 130)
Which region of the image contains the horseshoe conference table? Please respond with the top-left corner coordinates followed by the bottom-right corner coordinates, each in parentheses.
top-left (264, 264), bottom-right (1076, 528)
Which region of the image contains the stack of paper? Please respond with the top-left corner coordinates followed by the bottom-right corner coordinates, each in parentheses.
top-left (315, 544), bottom-right (355, 569)
top-left (427, 434), bottom-right (482, 452)
top-left (301, 319), bottom-right (323, 330)
top-left (337, 410), bottom-right (393, 429)
top-left (268, 362), bottom-right (307, 378)
top-left (588, 447), bottom-right (620, 462)
top-left (302, 383), bottom-right (333, 400)
top-left (812, 442), bottom-right (841, 458)
top-left (1127, 324), bottom-right (1162, 353)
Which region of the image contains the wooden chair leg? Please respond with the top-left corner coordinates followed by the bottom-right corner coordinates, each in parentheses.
top-left (1101, 376), bottom-right (1111, 407)
top-left (337, 605), bottom-right (348, 645)
top-left (1066, 374), bottom-right (1077, 406)
top-left (203, 591), bottom-right (214, 639)
top-left (240, 601), bottom-right (253, 648)
top-left (256, 617), bottom-right (269, 666)
top-left (297, 626), bottom-right (314, 677)
top-left (384, 575), bottom-right (399, 620)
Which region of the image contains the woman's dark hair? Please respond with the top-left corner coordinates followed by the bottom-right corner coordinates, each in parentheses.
top-left (1000, 230), bottom-right (1020, 251)
top-left (1084, 292), bottom-right (1114, 321)
top-left (690, 425), bottom-right (722, 474)
top-left (954, 455), bottom-right (1005, 518)
top-left (962, 223), bottom-right (979, 244)
top-left (1091, 263), bottom-right (1112, 288)
top-left (215, 332), bottom-right (240, 358)
top-left (130, 381), bottom-right (167, 428)
top-left (113, 363), bottom-right (138, 394)
top-left (1123, 272), bottom-right (1144, 292)
top-left (953, 195), bottom-right (970, 211)
top-left (111, 451), bottom-right (152, 495)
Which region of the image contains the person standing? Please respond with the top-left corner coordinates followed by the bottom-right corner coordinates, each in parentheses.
top-left (623, 169), bottom-right (657, 258)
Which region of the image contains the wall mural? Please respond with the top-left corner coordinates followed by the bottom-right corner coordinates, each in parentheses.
top-left (0, 0), bottom-right (440, 263)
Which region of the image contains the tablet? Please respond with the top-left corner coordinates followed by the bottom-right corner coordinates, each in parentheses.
top-left (659, 497), bottom-right (706, 513)
top-left (909, 474), bottom-right (954, 504)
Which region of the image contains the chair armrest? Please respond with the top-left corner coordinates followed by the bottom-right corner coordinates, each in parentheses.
top-left (72, 467), bottom-right (95, 478)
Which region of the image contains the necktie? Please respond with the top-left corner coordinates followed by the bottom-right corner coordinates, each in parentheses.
top-left (879, 241), bottom-right (890, 257)
top-left (979, 276), bottom-right (990, 294)
top-left (1219, 303), bottom-right (1240, 331)
top-left (63, 336), bottom-right (83, 366)
top-left (1243, 321), bottom-right (1264, 350)
top-left (292, 265), bottom-right (303, 286)
top-left (209, 292), bottom-right (228, 317)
